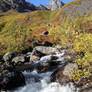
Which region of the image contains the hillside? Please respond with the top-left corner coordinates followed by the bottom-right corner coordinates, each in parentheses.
top-left (0, 0), bottom-right (92, 54)
top-left (0, 0), bottom-right (92, 53)
top-left (0, 0), bottom-right (92, 91)
top-left (0, 10), bottom-right (58, 54)
top-left (56, 0), bottom-right (92, 19)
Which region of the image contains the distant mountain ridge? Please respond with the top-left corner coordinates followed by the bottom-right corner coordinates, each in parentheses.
top-left (0, 0), bottom-right (36, 12)
top-left (0, 0), bottom-right (64, 12)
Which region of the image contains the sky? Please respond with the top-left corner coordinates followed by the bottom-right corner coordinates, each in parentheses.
top-left (26, 0), bottom-right (75, 6)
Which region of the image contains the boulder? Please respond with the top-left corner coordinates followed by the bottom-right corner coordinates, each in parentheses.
top-left (0, 71), bottom-right (25, 91)
top-left (50, 63), bottom-right (78, 83)
top-left (3, 52), bottom-right (16, 62)
top-left (15, 64), bottom-right (34, 72)
top-left (40, 55), bottom-right (58, 61)
top-left (63, 63), bottom-right (78, 77)
top-left (12, 55), bottom-right (25, 65)
top-left (32, 46), bottom-right (60, 57)
top-left (40, 53), bottom-right (73, 65)
top-left (30, 55), bottom-right (40, 63)
top-left (26, 52), bottom-right (40, 64)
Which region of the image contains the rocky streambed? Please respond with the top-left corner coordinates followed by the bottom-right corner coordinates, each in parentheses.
top-left (0, 46), bottom-right (92, 92)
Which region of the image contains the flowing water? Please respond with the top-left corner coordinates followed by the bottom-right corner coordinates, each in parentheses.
top-left (8, 50), bottom-right (79, 92)
top-left (9, 70), bottom-right (78, 92)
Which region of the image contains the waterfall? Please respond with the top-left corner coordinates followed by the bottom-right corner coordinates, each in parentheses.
top-left (7, 50), bottom-right (79, 92)
top-left (9, 70), bottom-right (78, 92)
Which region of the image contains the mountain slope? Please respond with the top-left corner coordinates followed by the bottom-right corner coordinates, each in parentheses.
top-left (0, 0), bottom-right (64, 12)
top-left (0, 0), bottom-right (36, 12)
top-left (0, 10), bottom-right (58, 54)
top-left (0, 0), bottom-right (92, 54)
top-left (56, 0), bottom-right (92, 20)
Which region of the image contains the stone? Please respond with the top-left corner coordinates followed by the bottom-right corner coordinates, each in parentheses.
top-left (32, 46), bottom-right (60, 57)
top-left (40, 53), bottom-right (72, 65)
top-left (0, 71), bottom-right (25, 91)
top-left (30, 55), bottom-right (40, 63)
top-left (50, 63), bottom-right (78, 83)
top-left (37, 61), bottom-right (58, 73)
top-left (3, 52), bottom-right (16, 62)
top-left (12, 55), bottom-right (25, 65)
top-left (63, 63), bottom-right (78, 77)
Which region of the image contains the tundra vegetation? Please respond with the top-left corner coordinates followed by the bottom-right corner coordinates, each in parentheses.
top-left (0, 0), bottom-right (92, 82)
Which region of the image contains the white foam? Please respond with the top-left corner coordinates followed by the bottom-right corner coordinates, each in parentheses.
top-left (13, 70), bottom-right (78, 92)
top-left (39, 82), bottom-right (78, 92)
top-left (13, 82), bottom-right (78, 92)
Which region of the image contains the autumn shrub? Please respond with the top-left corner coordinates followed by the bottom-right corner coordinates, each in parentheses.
top-left (49, 16), bottom-right (92, 82)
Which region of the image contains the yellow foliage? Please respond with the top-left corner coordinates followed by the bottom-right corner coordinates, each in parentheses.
top-left (49, 16), bottom-right (92, 82)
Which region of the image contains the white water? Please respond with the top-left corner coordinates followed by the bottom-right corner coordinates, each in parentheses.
top-left (11, 70), bottom-right (78, 92)
top-left (9, 50), bottom-right (78, 92)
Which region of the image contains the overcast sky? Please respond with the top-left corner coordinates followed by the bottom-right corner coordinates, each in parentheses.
top-left (26, 0), bottom-right (75, 6)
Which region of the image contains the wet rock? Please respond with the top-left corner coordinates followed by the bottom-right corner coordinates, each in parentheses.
top-left (51, 63), bottom-right (78, 83)
top-left (0, 71), bottom-right (25, 91)
top-left (40, 55), bottom-right (58, 61)
top-left (15, 64), bottom-right (34, 71)
top-left (37, 61), bottom-right (59, 73)
top-left (3, 52), bottom-right (16, 62)
top-left (40, 52), bottom-right (73, 65)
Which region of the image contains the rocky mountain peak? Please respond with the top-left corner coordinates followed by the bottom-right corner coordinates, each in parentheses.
top-left (46, 0), bottom-right (64, 10)
top-left (0, 0), bottom-right (64, 12)
top-left (0, 0), bottom-right (36, 12)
